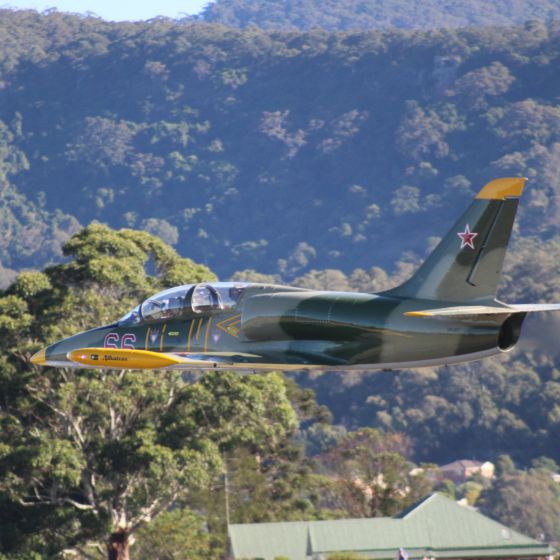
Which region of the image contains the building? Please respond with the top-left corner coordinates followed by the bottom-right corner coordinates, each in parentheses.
top-left (228, 493), bottom-right (554, 560)
top-left (440, 460), bottom-right (495, 483)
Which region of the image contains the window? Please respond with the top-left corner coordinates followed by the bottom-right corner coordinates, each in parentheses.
top-left (118, 305), bottom-right (141, 326)
top-left (120, 282), bottom-right (249, 324)
top-left (215, 283), bottom-right (247, 309)
top-left (191, 284), bottom-right (222, 313)
top-left (139, 285), bottom-right (192, 322)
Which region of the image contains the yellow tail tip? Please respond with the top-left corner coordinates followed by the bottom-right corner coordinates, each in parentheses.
top-left (476, 177), bottom-right (527, 200)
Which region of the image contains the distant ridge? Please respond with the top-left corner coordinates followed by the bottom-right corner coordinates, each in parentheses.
top-left (200, 0), bottom-right (560, 30)
top-left (1, 9), bottom-right (560, 287)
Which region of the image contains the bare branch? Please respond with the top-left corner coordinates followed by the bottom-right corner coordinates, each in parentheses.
top-left (129, 490), bottom-right (179, 533)
top-left (110, 406), bottom-right (117, 439)
top-left (82, 470), bottom-right (98, 509)
top-left (18, 488), bottom-right (97, 512)
top-left (63, 497), bottom-right (97, 511)
top-left (26, 392), bottom-right (87, 450)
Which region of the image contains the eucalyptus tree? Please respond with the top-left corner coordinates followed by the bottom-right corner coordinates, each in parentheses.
top-left (0, 224), bottom-right (297, 559)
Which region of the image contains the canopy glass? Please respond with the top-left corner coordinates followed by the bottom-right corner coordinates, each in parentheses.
top-left (118, 282), bottom-right (248, 325)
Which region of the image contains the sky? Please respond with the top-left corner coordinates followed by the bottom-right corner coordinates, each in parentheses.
top-left (1, 0), bottom-right (211, 20)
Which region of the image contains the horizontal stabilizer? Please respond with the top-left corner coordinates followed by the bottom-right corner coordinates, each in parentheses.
top-left (405, 303), bottom-right (560, 319)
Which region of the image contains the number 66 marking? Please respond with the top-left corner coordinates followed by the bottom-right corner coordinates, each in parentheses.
top-left (104, 333), bottom-right (136, 349)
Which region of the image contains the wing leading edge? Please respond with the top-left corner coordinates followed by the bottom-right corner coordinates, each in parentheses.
top-left (405, 303), bottom-right (560, 319)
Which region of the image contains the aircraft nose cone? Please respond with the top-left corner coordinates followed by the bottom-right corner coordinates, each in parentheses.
top-left (30, 348), bottom-right (47, 365)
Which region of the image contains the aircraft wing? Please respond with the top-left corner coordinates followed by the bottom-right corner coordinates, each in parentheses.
top-left (405, 303), bottom-right (560, 319)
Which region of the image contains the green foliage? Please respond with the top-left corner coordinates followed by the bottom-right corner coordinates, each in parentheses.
top-left (0, 295), bottom-right (32, 336)
top-left (134, 507), bottom-right (214, 559)
top-left (530, 456), bottom-right (559, 473)
top-left (9, 272), bottom-right (51, 300)
top-left (200, 0), bottom-right (560, 30)
top-left (0, 224), bottom-right (292, 557)
top-left (187, 372), bottom-right (336, 548)
top-left (299, 352), bottom-right (560, 465)
top-left (495, 454), bottom-right (516, 478)
top-left (479, 469), bottom-right (560, 540)
top-left (2, 11), bottom-right (560, 284)
top-left (457, 481), bottom-right (483, 506)
top-left (318, 428), bottom-right (433, 517)
top-left (0, 9), bottom-right (560, 555)
top-left (435, 479), bottom-right (456, 499)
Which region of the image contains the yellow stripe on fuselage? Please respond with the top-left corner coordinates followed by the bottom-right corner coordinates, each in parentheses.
top-left (204, 317), bottom-right (212, 352)
top-left (160, 323), bottom-right (167, 352)
top-left (187, 319), bottom-right (195, 352)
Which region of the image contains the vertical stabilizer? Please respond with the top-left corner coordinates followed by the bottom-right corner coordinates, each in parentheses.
top-left (384, 178), bottom-right (526, 302)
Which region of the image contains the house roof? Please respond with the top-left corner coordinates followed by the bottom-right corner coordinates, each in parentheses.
top-left (229, 493), bottom-right (554, 560)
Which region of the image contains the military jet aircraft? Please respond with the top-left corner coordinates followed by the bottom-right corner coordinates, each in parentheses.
top-left (31, 177), bottom-right (560, 371)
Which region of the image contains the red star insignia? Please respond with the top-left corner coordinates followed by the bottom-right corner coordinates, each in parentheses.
top-left (457, 224), bottom-right (478, 249)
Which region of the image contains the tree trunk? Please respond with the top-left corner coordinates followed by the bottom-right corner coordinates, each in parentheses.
top-left (108, 528), bottom-right (130, 560)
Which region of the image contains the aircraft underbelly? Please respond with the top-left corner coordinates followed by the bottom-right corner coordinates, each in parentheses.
top-left (187, 327), bottom-right (501, 369)
top-left (171, 347), bottom-right (502, 372)
top-left (364, 328), bottom-right (500, 366)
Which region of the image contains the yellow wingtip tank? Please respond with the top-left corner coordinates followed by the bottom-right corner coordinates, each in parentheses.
top-left (476, 177), bottom-right (526, 200)
top-left (30, 348), bottom-right (46, 365)
top-left (67, 348), bottom-right (183, 369)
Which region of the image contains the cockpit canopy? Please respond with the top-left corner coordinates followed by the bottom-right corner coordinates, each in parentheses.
top-left (118, 282), bottom-right (248, 325)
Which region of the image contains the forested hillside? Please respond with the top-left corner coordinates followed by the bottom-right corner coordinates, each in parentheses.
top-left (201, 0), bottom-right (560, 30)
top-left (1, 9), bottom-right (560, 289)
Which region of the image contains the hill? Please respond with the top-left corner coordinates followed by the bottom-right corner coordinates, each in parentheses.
top-left (200, 0), bottom-right (560, 30)
top-left (1, 11), bottom-right (560, 288)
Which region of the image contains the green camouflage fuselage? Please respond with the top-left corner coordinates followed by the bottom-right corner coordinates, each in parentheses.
top-left (42, 283), bottom-right (519, 370)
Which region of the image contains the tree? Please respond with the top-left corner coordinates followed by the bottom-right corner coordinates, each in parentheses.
top-left (530, 456), bottom-right (559, 473)
top-left (448, 62), bottom-right (515, 109)
top-left (134, 507), bottom-right (213, 560)
top-left (0, 225), bottom-right (297, 559)
top-left (319, 429), bottom-right (433, 517)
top-left (495, 454), bottom-right (516, 478)
top-left (199, 0), bottom-right (560, 30)
top-left (396, 103), bottom-right (450, 163)
top-left (435, 479), bottom-right (456, 499)
top-left (2, 11), bottom-right (560, 282)
top-left (2, 366), bottom-right (296, 559)
top-left (187, 373), bottom-right (336, 553)
top-left (479, 470), bottom-right (560, 541)
top-left (457, 481), bottom-right (483, 506)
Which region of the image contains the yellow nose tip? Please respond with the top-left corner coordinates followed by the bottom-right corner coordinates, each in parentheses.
top-left (30, 348), bottom-right (46, 365)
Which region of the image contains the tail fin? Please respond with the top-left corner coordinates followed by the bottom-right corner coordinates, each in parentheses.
top-left (385, 177), bottom-right (526, 303)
